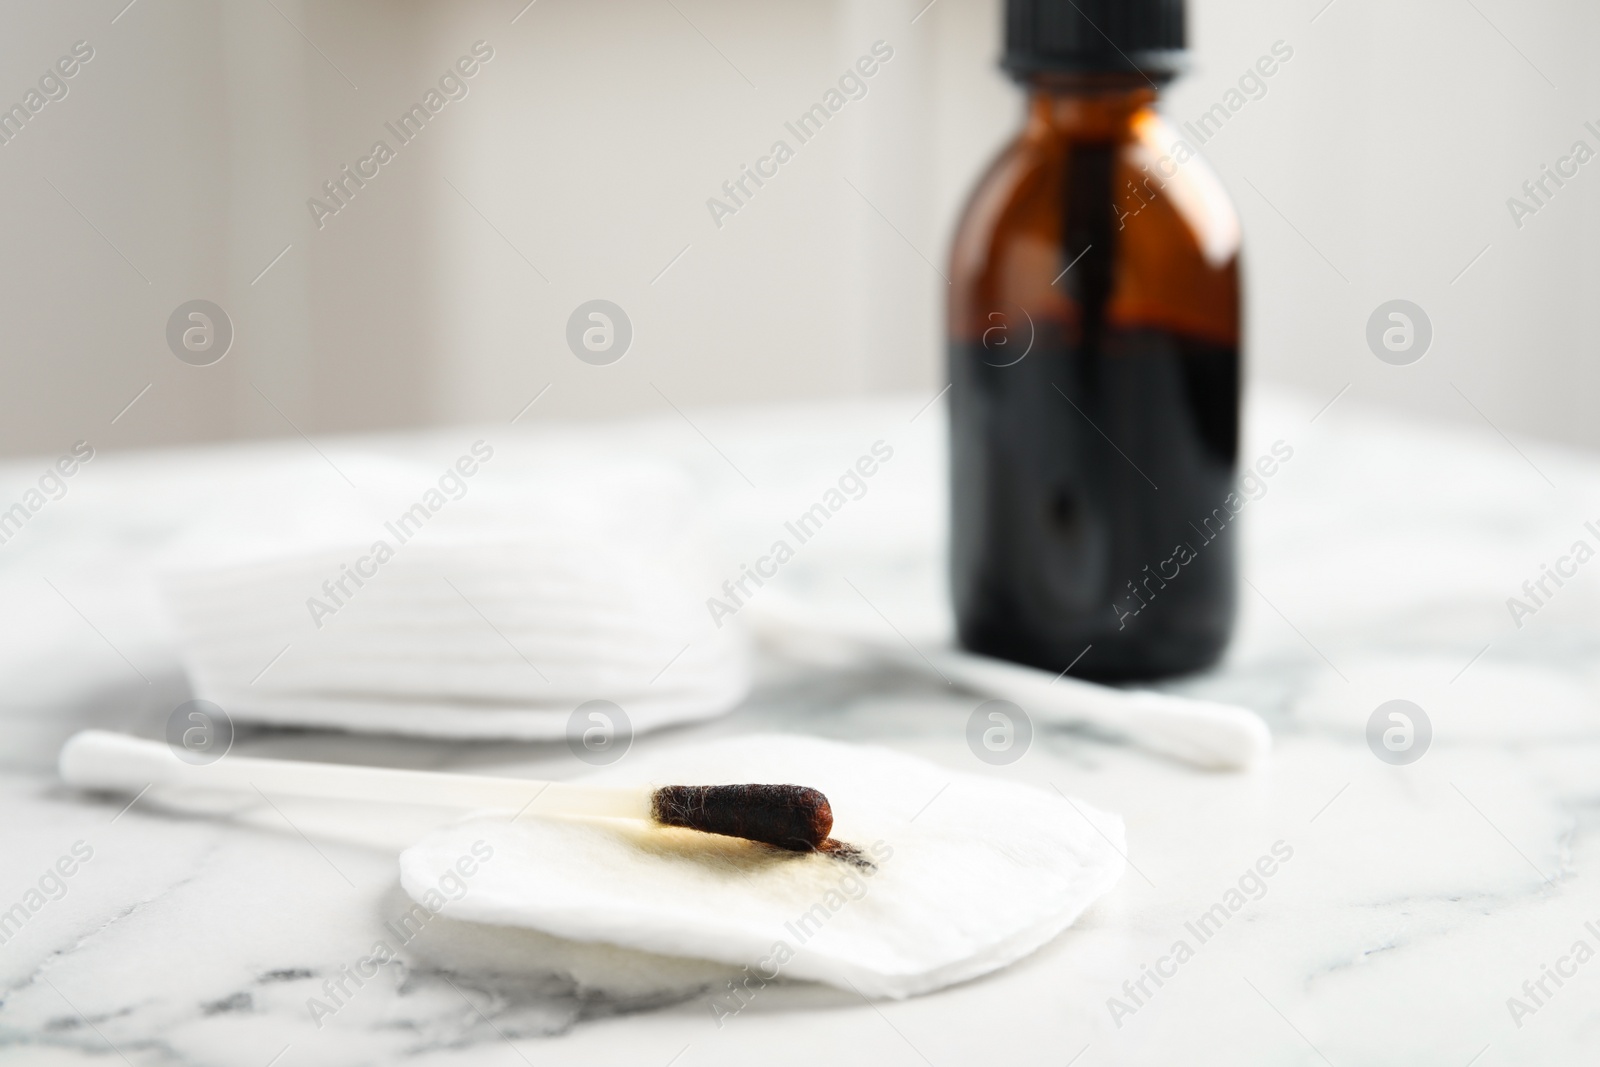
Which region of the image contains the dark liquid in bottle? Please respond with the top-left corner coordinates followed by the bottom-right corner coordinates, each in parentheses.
top-left (949, 141), bottom-right (1239, 681)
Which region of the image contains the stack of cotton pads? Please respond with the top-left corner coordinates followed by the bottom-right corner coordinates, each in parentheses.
top-left (399, 735), bottom-right (1126, 997)
top-left (159, 454), bottom-right (749, 739)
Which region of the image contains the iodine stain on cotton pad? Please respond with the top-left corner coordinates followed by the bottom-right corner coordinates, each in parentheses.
top-left (398, 736), bottom-right (1125, 999)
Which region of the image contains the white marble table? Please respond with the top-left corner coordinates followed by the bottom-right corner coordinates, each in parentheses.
top-left (1, 389), bottom-right (1598, 1066)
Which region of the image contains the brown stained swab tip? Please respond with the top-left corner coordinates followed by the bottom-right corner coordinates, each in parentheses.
top-left (649, 784), bottom-right (833, 852)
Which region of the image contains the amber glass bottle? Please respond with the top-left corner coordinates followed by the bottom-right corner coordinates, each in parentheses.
top-left (948, 0), bottom-right (1240, 680)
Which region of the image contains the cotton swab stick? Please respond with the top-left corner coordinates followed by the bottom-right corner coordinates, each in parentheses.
top-left (744, 599), bottom-right (1271, 772)
top-left (910, 645), bottom-right (1270, 771)
top-left (58, 731), bottom-right (834, 852)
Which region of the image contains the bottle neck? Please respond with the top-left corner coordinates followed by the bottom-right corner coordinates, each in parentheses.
top-left (1021, 74), bottom-right (1160, 139)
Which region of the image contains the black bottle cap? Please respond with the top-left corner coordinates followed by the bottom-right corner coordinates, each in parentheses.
top-left (1003, 0), bottom-right (1184, 80)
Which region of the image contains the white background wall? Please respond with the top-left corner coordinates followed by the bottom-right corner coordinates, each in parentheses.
top-left (1, 0), bottom-right (1595, 458)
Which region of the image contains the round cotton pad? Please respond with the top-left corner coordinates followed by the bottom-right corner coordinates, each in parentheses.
top-left (398, 736), bottom-right (1125, 999)
top-left (158, 457), bottom-right (749, 739)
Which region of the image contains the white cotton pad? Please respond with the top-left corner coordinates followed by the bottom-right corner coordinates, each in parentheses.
top-left (397, 736), bottom-right (1125, 999)
top-left (157, 457), bottom-right (749, 739)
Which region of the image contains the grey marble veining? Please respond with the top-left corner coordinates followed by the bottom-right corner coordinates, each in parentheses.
top-left (1, 390), bottom-right (1598, 1065)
